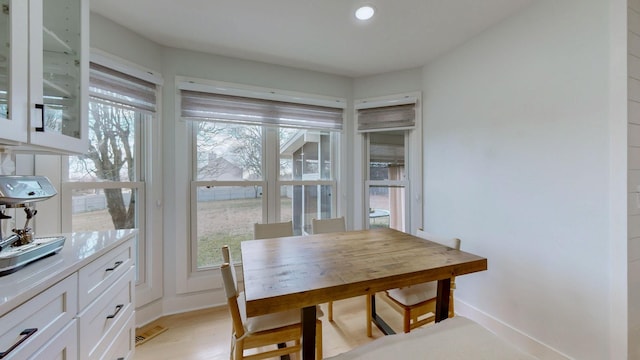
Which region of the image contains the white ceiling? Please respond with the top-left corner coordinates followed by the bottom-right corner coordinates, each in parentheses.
top-left (90, 0), bottom-right (535, 78)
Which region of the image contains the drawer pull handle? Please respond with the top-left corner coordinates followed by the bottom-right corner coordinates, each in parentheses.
top-left (105, 260), bottom-right (123, 272)
top-left (107, 304), bottom-right (124, 319)
top-left (0, 328), bottom-right (38, 359)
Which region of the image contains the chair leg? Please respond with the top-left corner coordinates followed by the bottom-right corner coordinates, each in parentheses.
top-left (234, 338), bottom-right (243, 360)
top-left (316, 319), bottom-right (323, 359)
top-left (328, 301), bottom-right (334, 322)
top-left (403, 308), bottom-right (411, 333)
top-left (366, 294), bottom-right (373, 337)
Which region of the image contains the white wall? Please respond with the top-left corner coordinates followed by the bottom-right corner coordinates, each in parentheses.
top-left (422, 0), bottom-right (625, 359)
top-left (90, 13), bottom-right (163, 72)
top-left (628, 1), bottom-right (640, 358)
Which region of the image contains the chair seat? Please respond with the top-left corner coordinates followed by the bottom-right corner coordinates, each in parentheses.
top-left (386, 282), bottom-right (437, 306)
top-left (238, 292), bottom-right (324, 334)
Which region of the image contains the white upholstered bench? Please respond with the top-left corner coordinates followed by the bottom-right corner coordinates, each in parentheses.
top-left (325, 316), bottom-right (538, 360)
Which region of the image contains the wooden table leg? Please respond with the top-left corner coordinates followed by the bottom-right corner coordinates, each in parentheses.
top-left (301, 306), bottom-right (316, 360)
top-left (435, 278), bottom-right (451, 322)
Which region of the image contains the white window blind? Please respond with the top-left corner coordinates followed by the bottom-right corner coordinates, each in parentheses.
top-left (180, 90), bottom-right (343, 131)
top-left (89, 62), bottom-right (157, 113)
top-left (357, 103), bottom-right (415, 132)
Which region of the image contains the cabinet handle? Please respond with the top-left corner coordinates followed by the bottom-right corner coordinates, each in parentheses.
top-left (106, 304), bottom-right (124, 319)
top-left (0, 328), bottom-right (38, 359)
top-left (105, 260), bottom-right (123, 272)
top-left (117, 358), bottom-right (124, 360)
top-left (34, 104), bottom-right (44, 132)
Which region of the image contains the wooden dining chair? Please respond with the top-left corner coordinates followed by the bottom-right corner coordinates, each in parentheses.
top-left (222, 245), bottom-right (238, 289)
top-left (367, 229), bottom-right (461, 335)
top-left (253, 220), bottom-right (294, 239)
top-left (311, 216), bottom-right (346, 321)
top-left (311, 216), bottom-right (346, 235)
top-left (221, 263), bottom-right (323, 360)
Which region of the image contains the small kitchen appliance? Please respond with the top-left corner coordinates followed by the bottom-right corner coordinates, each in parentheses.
top-left (0, 175), bottom-right (65, 276)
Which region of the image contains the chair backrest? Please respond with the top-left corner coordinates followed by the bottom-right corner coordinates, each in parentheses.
top-left (254, 221), bottom-right (294, 239)
top-left (222, 245), bottom-right (238, 288)
top-left (416, 228), bottom-right (461, 250)
top-left (221, 263), bottom-right (245, 338)
top-left (311, 217), bottom-right (346, 234)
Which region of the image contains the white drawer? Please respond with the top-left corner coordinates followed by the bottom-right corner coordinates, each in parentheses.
top-left (28, 319), bottom-right (78, 360)
top-left (100, 311), bottom-right (135, 360)
top-left (78, 239), bottom-right (133, 310)
top-left (78, 266), bottom-right (134, 360)
top-left (0, 274), bottom-right (78, 360)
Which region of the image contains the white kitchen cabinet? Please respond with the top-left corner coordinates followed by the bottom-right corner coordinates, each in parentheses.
top-left (27, 319), bottom-right (78, 360)
top-left (0, 231), bottom-right (136, 360)
top-left (0, 274), bottom-right (77, 359)
top-left (78, 266), bottom-right (134, 359)
top-left (0, 0), bottom-right (88, 154)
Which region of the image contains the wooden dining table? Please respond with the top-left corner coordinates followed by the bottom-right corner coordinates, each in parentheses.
top-left (240, 227), bottom-right (488, 360)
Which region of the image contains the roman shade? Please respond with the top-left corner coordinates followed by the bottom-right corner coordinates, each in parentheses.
top-left (89, 62), bottom-right (157, 113)
top-left (357, 103), bottom-right (416, 132)
top-left (180, 90), bottom-right (344, 131)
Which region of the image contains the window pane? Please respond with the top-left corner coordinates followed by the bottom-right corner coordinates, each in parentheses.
top-left (68, 103), bottom-right (141, 182)
top-left (281, 129), bottom-right (334, 180)
top-left (369, 185), bottom-right (405, 232)
top-left (282, 184), bottom-right (333, 235)
top-left (196, 185), bottom-right (263, 268)
top-left (196, 122), bottom-right (262, 181)
top-left (71, 188), bottom-right (138, 231)
top-left (369, 131), bottom-right (405, 181)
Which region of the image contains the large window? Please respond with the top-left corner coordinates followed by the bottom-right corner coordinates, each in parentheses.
top-left (181, 81), bottom-right (344, 270)
top-left (61, 61), bottom-right (160, 294)
top-left (357, 94), bottom-right (421, 232)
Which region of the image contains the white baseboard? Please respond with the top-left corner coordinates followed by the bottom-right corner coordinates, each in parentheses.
top-left (135, 299), bottom-right (164, 328)
top-left (135, 290), bottom-right (227, 328)
top-left (455, 299), bottom-right (571, 360)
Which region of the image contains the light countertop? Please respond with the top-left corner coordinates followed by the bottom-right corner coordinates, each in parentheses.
top-left (0, 229), bottom-right (137, 316)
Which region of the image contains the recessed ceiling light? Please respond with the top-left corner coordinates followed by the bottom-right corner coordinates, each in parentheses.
top-left (355, 6), bottom-right (375, 21)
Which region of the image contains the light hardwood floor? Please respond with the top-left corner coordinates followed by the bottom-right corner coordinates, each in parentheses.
top-left (134, 294), bottom-right (417, 360)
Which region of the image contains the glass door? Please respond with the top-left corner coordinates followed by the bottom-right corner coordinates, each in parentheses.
top-left (29, 0), bottom-right (88, 153)
top-left (0, 0), bottom-right (28, 144)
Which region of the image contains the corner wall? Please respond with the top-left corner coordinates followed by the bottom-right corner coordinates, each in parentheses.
top-left (421, 0), bottom-right (623, 358)
top-left (628, 1), bottom-right (640, 358)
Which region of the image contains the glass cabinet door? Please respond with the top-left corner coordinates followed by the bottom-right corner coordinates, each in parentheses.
top-left (29, 0), bottom-right (88, 154)
top-left (0, 0), bottom-right (29, 144)
top-left (41, 0), bottom-right (82, 139)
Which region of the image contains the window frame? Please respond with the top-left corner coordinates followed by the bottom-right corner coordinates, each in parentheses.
top-left (179, 78), bottom-right (346, 292)
top-left (57, 52), bottom-right (164, 308)
top-left (354, 92), bottom-right (423, 232)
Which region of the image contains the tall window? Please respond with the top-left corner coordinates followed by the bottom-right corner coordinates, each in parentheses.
top-left (367, 130), bottom-right (408, 230)
top-left (62, 62), bottom-right (159, 288)
top-left (181, 82), bottom-right (344, 270)
top-left (357, 95), bottom-right (421, 232)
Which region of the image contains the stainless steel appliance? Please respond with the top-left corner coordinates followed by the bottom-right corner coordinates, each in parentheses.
top-left (0, 175), bottom-right (65, 276)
